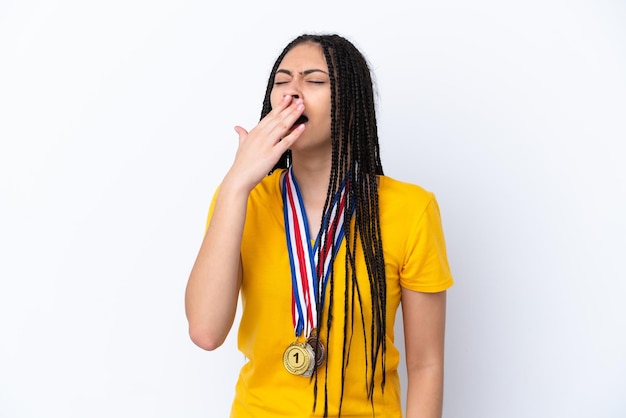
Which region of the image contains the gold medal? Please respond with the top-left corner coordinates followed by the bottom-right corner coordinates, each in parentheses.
top-left (306, 334), bottom-right (326, 368)
top-left (283, 341), bottom-right (315, 376)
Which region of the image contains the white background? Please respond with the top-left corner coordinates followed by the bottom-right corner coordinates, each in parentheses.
top-left (1, 1), bottom-right (625, 417)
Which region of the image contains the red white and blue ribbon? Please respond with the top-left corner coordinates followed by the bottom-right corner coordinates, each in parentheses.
top-left (282, 167), bottom-right (349, 339)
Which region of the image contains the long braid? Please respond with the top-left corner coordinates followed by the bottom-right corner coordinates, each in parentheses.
top-left (263, 34), bottom-right (386, 417)
top-left (321, 55), bottom-right (340, 416)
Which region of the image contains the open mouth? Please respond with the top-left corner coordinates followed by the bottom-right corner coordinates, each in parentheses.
top-left (294, 115), bottom-right (308, 126)
top-left (287, 115), bottom-right (308, 135)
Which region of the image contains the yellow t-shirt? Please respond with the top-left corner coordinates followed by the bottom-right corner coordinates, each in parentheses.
top-left (207, 170), bottom-right (454, 417)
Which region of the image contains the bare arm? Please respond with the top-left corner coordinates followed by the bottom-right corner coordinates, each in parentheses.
top-left (185, 95), bottom-right (305, 350)
top-left (402, 289), bottom-right (447, 418)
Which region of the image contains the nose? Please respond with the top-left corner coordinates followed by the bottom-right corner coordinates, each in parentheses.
top-left (282, 79), bottom-right (302, 100)
top-left (282, 94), bottom-right (300, 103)
top-left (283, 93), bottom-right (301, 102)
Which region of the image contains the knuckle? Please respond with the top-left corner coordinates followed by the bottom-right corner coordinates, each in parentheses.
top-left (279, 120), bottom-right (292, 131)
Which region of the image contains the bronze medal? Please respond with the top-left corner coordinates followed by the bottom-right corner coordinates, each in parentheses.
top-left (306, 334), bottom-right (326, 368)
top-left (283, 341), bottom-right (315, 376)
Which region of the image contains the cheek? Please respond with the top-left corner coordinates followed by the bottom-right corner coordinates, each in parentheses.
top-left (322, 99), bottom-right (332, 124)
top-left (270, 90), bottom-right (282, 110)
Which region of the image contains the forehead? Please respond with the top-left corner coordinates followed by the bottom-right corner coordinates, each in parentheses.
top-left (278, 42), bottom-right (327, 71)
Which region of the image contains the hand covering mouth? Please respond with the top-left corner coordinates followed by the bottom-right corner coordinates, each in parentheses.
top-left (286, 115), bottom-right (308, 135)
top-left (293, 115), bottom-right (308, 127)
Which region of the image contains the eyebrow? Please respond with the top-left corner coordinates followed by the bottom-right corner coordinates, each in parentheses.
top-left (275, 69), bottom-right (329, 76)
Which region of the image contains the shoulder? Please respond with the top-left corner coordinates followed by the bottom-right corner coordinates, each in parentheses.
top-left (250, 169), bottom-right (284, 199)
top-left (246, 169), bottom-right (285, 214)
top-left (378, 175), bottom-right (436, 215)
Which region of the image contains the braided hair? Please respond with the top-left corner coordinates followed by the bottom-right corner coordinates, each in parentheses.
top-left (262, 34), bottom-right (386, 417)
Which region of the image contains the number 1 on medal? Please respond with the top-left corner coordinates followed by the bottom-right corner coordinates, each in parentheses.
top-left (293, 352), bottom-right (299, 363)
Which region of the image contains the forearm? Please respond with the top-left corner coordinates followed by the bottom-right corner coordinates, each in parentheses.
top-left (402, 289), bottom-right (447, 418)
top-left (405, 363), bottom-right (444, 418)
top-left (185, 95), bottom-right (306, 350)
top-left (185, 178), bottom-right (250, 350)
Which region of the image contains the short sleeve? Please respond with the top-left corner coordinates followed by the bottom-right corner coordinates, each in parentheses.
top-left (400, 195), bottom-right (454, 292)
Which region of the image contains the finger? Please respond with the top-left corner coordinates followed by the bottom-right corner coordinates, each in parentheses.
top-left (257, 95), bottom-right (303, 134)
top-left (275, 123), bottom-right (305, 153)
top-left (254, 95), bottom-right (293, 129)
top-left (266, 98), bottom-right (305, 139)
top-left (233, 125), bottom-right (248, 146)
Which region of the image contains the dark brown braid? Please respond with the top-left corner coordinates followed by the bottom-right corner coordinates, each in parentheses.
top-left (262, 34), bottom-right (386, 417)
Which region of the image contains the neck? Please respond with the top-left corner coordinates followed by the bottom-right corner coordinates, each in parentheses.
top-left (289, 152), bottom-right (332, 238)
top-left (290, 152), bottom-right (331, 203)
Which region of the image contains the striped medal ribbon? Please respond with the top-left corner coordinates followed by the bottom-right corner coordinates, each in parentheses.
top-left (281, 167), bottom-right (348, 376)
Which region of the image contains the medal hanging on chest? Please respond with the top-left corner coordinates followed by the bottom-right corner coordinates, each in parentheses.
top-left (281, 168), bottom-right (348, 377)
